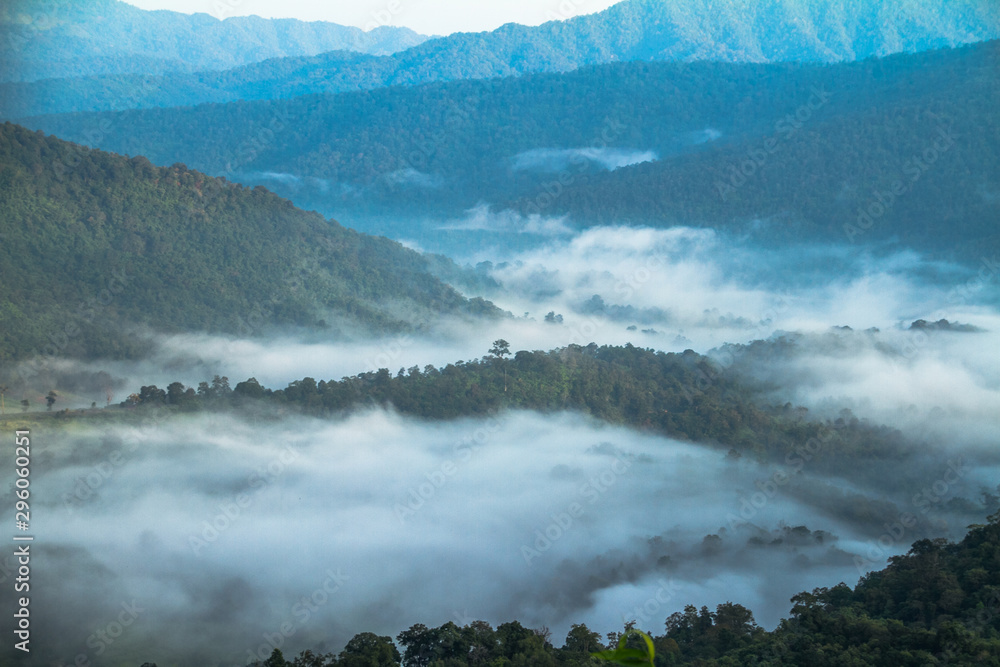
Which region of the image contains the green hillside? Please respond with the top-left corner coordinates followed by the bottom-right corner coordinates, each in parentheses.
top-left (0, 122), bottom-right (499, 363)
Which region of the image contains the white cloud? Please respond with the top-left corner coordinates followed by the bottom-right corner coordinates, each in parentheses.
top-left (512, 147), bottom-right (658, 173)
top-left (13, 408), bottom-right (993, 664)
top-left (438, 203), bottom-right (574, 236)
top-left (384, 167), bottom-right (444, 189)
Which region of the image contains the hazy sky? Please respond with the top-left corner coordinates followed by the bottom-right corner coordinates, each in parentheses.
top-left (121, 0), bottom-right (624, 35)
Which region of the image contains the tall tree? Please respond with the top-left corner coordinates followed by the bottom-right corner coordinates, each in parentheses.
top-left (489, 339), bottom-right (511, 392)
top-left (339, 632), bottom-right (401, 666)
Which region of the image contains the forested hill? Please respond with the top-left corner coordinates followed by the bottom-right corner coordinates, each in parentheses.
top-left (3, 0), bottom-right (998, 116)
top-left (115, 343), bottom-right (908, 473)
top-left (21, 41), bottom-right (999, 262)
top-left (0, 0), bottom-right (428, 83)
top-left (0, 122), bottom-right (500, 363)
top-left (508, 43), bottom-right (1000, 259)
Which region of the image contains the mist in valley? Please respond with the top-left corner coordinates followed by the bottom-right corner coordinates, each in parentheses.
top-left (1, 2), bottom-right (999, 665)
top-left (28, 224), bottom-right (997, 410)
top-left (2, 403), bottom-right (995, 666)
top-left (3, 220), bottom-right (998, 665)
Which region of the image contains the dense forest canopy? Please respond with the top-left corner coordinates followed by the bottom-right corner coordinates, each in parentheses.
top-left (0, 122), bottom-right (500, 363)
top-left (93, 343), bottom-right (911, 474)
top-left (17, 41), bottom-right (999, 263)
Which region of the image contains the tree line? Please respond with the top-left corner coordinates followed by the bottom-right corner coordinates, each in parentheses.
top-left (130, 512), bottom-right (1000, 666)
top-left (118, 342), bottom-right (908, 470)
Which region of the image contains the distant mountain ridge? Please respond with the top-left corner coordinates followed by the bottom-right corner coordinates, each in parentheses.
top-left (0, 0), bottom-right (429, 83)
top-left (20, 41), bottom-right (999, 263)
top-left (2, 0), bottom-right (998, 117)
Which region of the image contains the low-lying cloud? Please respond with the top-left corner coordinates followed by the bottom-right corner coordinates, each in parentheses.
top-left (685, 127), bottom-right (723, 145)
top-left (4, 409), bottom-right (993, 666)
top-left (384, 168), bottom-right (444, 189)
top-left (511, 148), bottom-right (658, 173)
top-left (5, 222), bottom-right (999, 666)
top-left (21, 227), bottom-right (999, 437)
top-left (438, 203), bottom-right (574, 236)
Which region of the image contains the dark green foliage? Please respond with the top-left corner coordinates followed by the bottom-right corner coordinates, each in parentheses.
top-left (0, 122), bottom-right (501, 363)
top-left (518, 45), bottom-right (1000, 261)
top-left (339, 632), bottom-right (402, 666)
top-left (123, 344), bottom-right (907, 469)
top-left (22, 42), bottom-right (1000, 262)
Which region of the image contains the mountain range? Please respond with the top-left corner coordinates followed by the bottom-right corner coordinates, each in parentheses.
top-left (20, 40), bottom-right (999, 262)
top-left (0, 0), bottom-right (429, 84)
top-left (2, 0), bottom-right (998, 117)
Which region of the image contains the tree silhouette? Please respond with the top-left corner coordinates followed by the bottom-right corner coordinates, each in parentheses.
top-left (20, 399), bottom-right (29, 413)
top-left (46, 390), bottom-right (57, 411)
top-left (489, 339), bottom-right (511, 391)
top-left (0, 385), bottom-right (7, 415)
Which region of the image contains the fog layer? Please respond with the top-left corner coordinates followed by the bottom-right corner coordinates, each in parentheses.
top-left (4, 408), bottom-right (994, 666)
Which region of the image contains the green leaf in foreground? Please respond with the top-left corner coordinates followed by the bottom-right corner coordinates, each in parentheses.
top-left (592, 629), bottom-right (655, 666)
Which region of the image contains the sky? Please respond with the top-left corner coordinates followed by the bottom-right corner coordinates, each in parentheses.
top-left (121, 0), bottom-right (624, 35)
